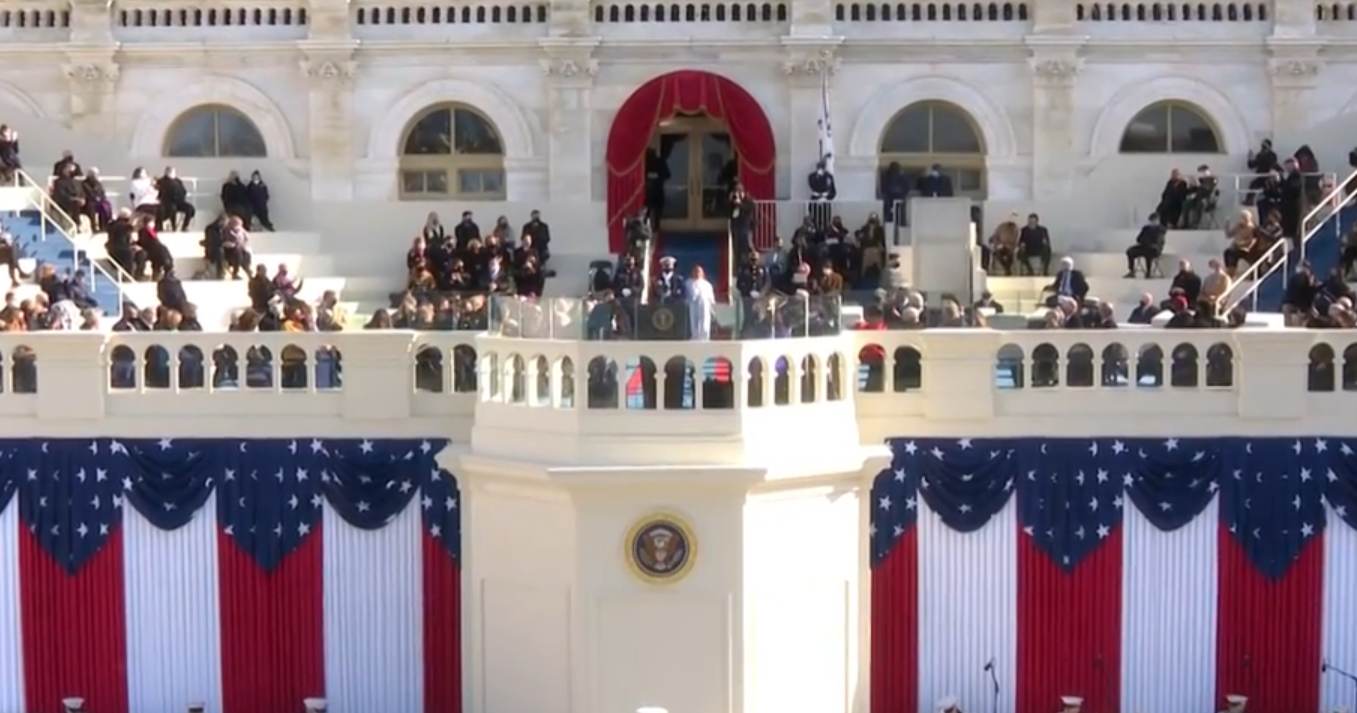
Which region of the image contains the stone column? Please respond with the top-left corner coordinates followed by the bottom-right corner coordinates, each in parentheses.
top-left (1266, 54), bottom-right (1321, 140)
top-left (62, 53), bottom-right (119, 134)
top-left (782, 47), bottom-right (839, 200)
top-left (539, 47), bottom-right (598, 204)
top-left (1027, 54), bottom-right (1082, 200)
top-left (300, 54), bottom-right (357, 201)
top-left (548, 0), bottom-right (592, 36)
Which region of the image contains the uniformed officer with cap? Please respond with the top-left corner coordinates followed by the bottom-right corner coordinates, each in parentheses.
top-left (62, 697), bottom-right (85, 713)
top-left (303, 697), bottom-right (327, 713)
top-left (1219, 694), bottom-right (1247, 713)
top-left (1059, 695), bottom-right (1083, 713)
top-left (936, 694), bottom-right (963, 713)
top-left (187, 702), bottom-right (205, 713)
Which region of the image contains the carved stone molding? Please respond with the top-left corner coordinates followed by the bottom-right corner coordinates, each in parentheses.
top-left (300, 60), bottom-right (356, 85)
top-left (1028, 57), bottom-right (1083, 86)
top-left (782, 49), bottom-right (839, 77)
top-left (1268, 58), bottom-right (1320, 81)
top-left (62, 63), bottom-right (119, 85)
top-left (539, 58), bottom-right (598, 80)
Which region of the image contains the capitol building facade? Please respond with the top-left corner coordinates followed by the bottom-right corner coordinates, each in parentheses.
top-left (1, 0), bottom-right (1353, 257)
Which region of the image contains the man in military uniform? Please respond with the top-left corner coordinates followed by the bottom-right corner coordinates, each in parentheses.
top-left (1219, 694), bottom-right (1247, 713)
top-left (936, 694), bottom-right (963, 713)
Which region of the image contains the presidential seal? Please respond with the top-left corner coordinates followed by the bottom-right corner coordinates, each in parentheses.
top-left (624, 512), bottom-right (696, 585)
top-left (651, 306), bottom-right (676, 332)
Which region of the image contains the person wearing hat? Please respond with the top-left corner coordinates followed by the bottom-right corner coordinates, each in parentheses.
top-left (1219, 694), bottom-right (1247, 713)
top-left (1058, 695), bottom-right (1082, 713)
top-left (652, 256), bottom-right (684, 304)
top-left (303, 697), bottom-right (327, 713)
top-left (187, 703), bottom-right (205, 713)
top-left (936, 694), bottom-right (963, 713)
top-left (62, 697), bottom-right (84, 713)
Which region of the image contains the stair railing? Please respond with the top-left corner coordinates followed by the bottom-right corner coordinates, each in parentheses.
top-left (1220, 169), bottom-right (1357, 314)
top-left (726, 227), bottom-right (736, 302)
top-left (11, 169), bottom-right (134, 286)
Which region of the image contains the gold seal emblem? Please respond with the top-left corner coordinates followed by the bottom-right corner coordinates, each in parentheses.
top-left (651, 306), bottom-right (676, 332)
top-left (624, 512), bottom-right (696, 585)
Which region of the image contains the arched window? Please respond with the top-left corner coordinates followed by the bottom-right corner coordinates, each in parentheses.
top-left (1119, 101), bottom-right (1222, 154)
top-left (399, 103), bottom-right (506, 200)
top-left (163, 104), bottom-right (267, 158)
top-left (878, 100), bottom-right (986, 198)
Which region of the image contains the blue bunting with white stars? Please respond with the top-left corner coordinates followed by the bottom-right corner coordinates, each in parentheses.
top-left (0, 438), bottom-right (460, 574)
top-left (873, 437), bottom-right (1345, 580)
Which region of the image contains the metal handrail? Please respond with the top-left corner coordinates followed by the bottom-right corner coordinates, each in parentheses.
top-left (1218, 238), bottom-right (1292, 313)
top-left (726, 227), bottom-right (736, 301)
top-left (1219, 167), bottom-right (1357, 313)
top-left (12, 169), bottom-right (136, 285)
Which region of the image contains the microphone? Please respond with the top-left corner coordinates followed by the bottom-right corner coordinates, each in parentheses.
top-left (984, 658), bottom-right (994, 672)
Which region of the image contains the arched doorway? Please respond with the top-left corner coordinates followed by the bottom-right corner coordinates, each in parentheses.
top-left (878, 100), bottom-right (987, 199)
top-left (605, 70), bottom-right (776, 256)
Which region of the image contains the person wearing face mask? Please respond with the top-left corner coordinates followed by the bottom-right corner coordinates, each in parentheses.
top-left (807, 158), bottom-right (836, 231)
top-left (247, 171), bottom-right (274, 231)
top-left (727, 183), bottom-right (756, 262)
top-left (915, 162), bottom-right (953, 198)
top-left (652, 255), bottom-right (685, 304)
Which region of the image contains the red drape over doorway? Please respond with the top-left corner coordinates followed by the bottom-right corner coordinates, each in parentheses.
top-left (605, 70), bottom-right (776, 254)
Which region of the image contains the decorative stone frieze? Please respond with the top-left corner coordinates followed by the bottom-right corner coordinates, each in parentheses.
top-left (1028, 57), bottom-right (1083, 86)
top-left (782, 49), bottom-right (839, 77)
top-left (539, 58), bottom-right (598, 80)
top-left (1267, 57), bottom-right (1320, 84)
top-left (300, 60), bottom-right (357, 85)
top-left (63, 63), bottom-right (119, 85)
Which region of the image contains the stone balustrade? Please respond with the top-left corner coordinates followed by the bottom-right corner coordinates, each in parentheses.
top-left (0, 329), bottom-right (1347, 438)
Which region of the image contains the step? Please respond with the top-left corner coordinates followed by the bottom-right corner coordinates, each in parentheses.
top-left (72, 231), bottom-right (327, 261)
top-left (1064, 229), bottom-right (1224, 255)
top-left (1063, 251), bottom-right (1219, 278)
top-left (118, 276), bottom-right (349, 328)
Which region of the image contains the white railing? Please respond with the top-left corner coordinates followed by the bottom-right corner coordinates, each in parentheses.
top-left (1220, 168), bottom-right (1357, 314)
top-left (44, 173), bottom-right (221, 219)
top-left (13, 170), bottom-right (135, 284)
top-left (0, 327), bottom-right (1346, 424)
top-left (639, 230), bottom-right (654, 303)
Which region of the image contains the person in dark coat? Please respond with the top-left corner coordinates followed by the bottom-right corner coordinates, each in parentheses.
top-left (220, 170), bottom-right (251, 226)
top-left (247, 170), bottom-right (274, 231)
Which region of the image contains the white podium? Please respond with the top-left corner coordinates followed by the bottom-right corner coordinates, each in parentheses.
top-left (442, 336), bottom-right (889, 713)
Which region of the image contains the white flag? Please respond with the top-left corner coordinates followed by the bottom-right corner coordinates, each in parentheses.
top-left (817, 69), bottom-right (835, 176)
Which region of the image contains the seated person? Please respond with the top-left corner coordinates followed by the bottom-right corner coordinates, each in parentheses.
top-left (1044, 256), bottom-right (1088, 307)
top-left (1017, 213), bottom-right (1052, 276)
top-left (1155, 169), bottom-right (1191, 229)
top-left (1181, 165), bottom-right (1219, 229)
top-left (1222, 208), bottom-right (1264, 277)
top-left (987, 213), bottom-right (1021, 276)
top-left (1124, 214), bottom-right (1166, 278)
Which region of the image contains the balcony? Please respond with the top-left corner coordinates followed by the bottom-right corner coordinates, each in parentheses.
top-left (0, 327), bottom-right (1345, 443)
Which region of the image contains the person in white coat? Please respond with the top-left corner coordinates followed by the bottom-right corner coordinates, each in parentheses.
top-left (127, 166), bottom-right (159, 221)
top-left (686, 265), bottom-right (716, 340)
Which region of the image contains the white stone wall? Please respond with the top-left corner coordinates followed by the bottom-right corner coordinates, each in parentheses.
top-left (0, 0), bottom-right (1355, 255)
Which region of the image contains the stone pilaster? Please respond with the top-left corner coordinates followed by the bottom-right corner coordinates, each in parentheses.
top-left (62, 50), bottom-right (119, 131)
top-left (68, 0), bottom-right (113, 44)
top-left (548, 0), bottom-right (591, 36)
top-left (782, 44), bottom-right (840, 199)
top-left (1029, 0), bottom-right (1077, 33)
top-left (787, 0), bottom-right (834, 36)
top-left (539, 39), bottom-right (600, 203)
top-left (1266, 52), bottom-right (1321, 139)
top-left (1270, 0), bottom-right (1316, 37)
top-left (299, 53), bottom-right (357, 201)
top-left (306, 0), bottom-right (352, 39)
top-left (1027, 53), bottom-right (1082, 200)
